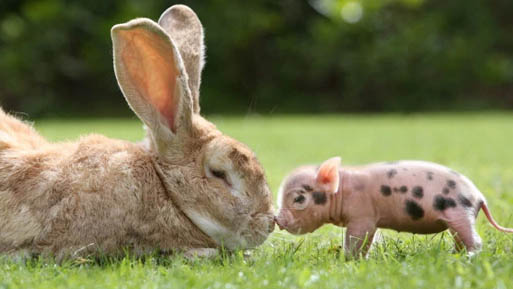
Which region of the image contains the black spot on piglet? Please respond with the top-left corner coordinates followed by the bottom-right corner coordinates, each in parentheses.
top-left (387, 169), bottom-right (398, 179)
top-left (302, 185), bottom-right (313, 192)
top-left (405, 200), bottom-right (424, 220)
top-left (433, 195), bottom-right (457, 211)
top-left (458, 194), bottom-right (473, 208)
top-left (312, 191), bottom-right (327, 205)
top-left (412, 186), bottom-right (424, 199)
top-left (426, 171), bottom-right (434, 181)
top-left (380, 185), bottom-right (392, 196)
top-left (447, 180), bottom-right (457, 189)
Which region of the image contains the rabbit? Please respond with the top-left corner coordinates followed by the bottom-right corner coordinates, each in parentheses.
top-left (0, 5), bottom-right (274, 261)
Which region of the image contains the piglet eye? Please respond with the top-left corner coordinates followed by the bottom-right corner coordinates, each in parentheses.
top-left (294, 195), bottom-right (305, 204)
top-left (211, 169), bottom-right (226, 180)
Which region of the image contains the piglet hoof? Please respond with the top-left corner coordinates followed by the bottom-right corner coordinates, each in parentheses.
top-left (465, 249), bottom-right (481, 258)
top-left (183, 248), bottom-right (219, 260)
top-left (451, 248), bottom-right (480, 258)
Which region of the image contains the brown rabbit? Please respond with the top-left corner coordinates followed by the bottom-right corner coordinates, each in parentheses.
top-left (0, 5), bottom-right (274, 261)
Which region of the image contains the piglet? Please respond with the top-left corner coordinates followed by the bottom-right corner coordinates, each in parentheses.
top-left (275, 157), bottom-right (513, 258)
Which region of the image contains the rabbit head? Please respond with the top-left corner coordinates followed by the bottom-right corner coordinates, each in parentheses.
top-left (111, 5), bottom-right (274, 250)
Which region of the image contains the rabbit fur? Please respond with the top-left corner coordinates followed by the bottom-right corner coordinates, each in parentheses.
top-left (0, 5), bottom-right (274, 261)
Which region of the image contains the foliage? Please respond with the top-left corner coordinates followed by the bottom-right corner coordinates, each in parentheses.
top-left (1, 113), bottom-right (513, 288)
top-left (1, 0), bottom-right (513, 116)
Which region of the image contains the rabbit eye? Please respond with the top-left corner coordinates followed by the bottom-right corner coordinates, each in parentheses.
top-left (293, 195), bottom-right (305, 204)
top-left (211, 169), bottom-right (226, 180)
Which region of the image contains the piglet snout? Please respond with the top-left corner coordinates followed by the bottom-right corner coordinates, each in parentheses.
top-left (274, 216), bottom-right (286, 230)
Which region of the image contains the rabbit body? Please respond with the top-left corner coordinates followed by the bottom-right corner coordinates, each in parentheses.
top-left (0, 5), bottom-right (274, 260)
top-left (0, 111), bottom-right (217, 260)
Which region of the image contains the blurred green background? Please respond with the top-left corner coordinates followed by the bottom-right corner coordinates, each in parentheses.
top-left (1, 0), bottom-right (513, 117)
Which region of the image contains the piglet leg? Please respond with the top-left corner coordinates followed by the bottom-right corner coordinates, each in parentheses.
top-left (344, 220), bottom-right (377, 259)
top-left (445, 213), bottom-right (482, 254)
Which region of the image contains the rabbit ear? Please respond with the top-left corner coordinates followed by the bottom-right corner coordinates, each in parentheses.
top-left (158, 5), bottom-right (204, 114)
top-left (111, 18), bottom-right (193, 148)
top-left (315, 157), bottom-right (341, 194)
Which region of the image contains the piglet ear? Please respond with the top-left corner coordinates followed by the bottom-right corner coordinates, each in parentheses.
top-left (315, 157), bottom-right (341, 194)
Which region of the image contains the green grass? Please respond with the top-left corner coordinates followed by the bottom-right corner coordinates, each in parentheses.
top-left (2, 113), bottom-right (513, 289)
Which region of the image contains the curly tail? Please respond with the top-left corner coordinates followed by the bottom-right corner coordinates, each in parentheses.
top-left (0, 107), bottom-right (48, 150)
top-left (481, 202), bottom-right (513, 233)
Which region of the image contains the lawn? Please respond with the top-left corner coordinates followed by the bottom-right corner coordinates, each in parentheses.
top-left (2, 113), bottom-right (513, 289)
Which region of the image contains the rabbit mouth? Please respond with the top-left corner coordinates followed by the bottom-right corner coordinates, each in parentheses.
top-left (241, 212), bottom-right (275, 248)
top-left (186, 210), bottom-right (250, 250)
top-left (186, 210), bottom-right (274, 250)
